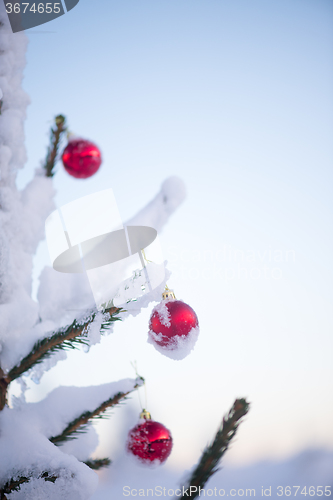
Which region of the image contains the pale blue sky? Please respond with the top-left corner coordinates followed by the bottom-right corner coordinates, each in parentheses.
top-left (14, 0), bottom-right (333, 468)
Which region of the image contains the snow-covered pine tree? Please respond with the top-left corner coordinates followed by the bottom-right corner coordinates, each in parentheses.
top-left (0, 7), bottom-right (249, 499)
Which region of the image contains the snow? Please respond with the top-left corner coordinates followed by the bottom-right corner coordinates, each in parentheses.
top-left (126, 176), bottom-right (186, 231)
top-left (125, 448), bottom-right (164, 469)
top-left (0, 378), bottom-right (142, 498)
top-left (37, 265), bottom-right (96, 328)
top-left (0, 6), bottom-right (56, 373)
top-left (28, 349), bottom-right (68, 385)
top-left (148, 325), bottom-right (200, 360)
top-left (60, 424), bottom-right (99, 462)
top-left (86, 311), bottom-right (105, 347)
top-left (151, 299), bottom-right (172, 327)
top-left (8, 472), bottom-right (98, 500)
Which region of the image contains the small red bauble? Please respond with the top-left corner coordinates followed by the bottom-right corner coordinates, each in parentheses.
top-left (62, 138), bottom-right (102, 178)
top-left (127, 411), bottom-right (173, 464)
top-left (148, 289), bottom-right (199, 360)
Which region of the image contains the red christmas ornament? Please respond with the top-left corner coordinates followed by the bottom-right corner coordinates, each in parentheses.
top-left (62, 138), bottom-right (102, 178)
top-left (127, 410), bottom-right (173, 464)
top-left (148, 287), bottom-right (199, 360)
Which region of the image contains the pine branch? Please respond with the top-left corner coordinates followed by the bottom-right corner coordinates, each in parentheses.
top-left (49, 379), bottom-right (143, 445)
top-left (0, 458), bottom-right (111, 499)
top-left (177, 398), bottom-right (250, 499)
top-left (0, 368), bottom-right (8, 413)
top-left (0, 471), bottom-right (58, 498)
top-left (84, 458), bottom-right (111, 470)
top-left (6, 307), bottom-right (122, 384)
top-left (44, 114), bottom-right (67, 177)
top-left (0, 459), bottom-right (111, 498)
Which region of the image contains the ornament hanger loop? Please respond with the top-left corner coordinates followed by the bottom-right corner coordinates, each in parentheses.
top-left (130, 361), bottom-right (148, 412)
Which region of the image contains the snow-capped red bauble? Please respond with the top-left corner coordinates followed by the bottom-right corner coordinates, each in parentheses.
top-left (148, 287), bottom-right (199, 360)
top-left (127, 409), bottom-right (173, 465)
top-left (62, 138), bottom-right (102, 178)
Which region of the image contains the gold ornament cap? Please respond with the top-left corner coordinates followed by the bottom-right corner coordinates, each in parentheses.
top-left (162, 285), bottom-right (176, 301)
top-left (140, 409), bottom-right (151, 420)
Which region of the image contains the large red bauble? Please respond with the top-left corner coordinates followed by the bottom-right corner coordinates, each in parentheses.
top-left (127, 419), bottom-right (173, 464)
top-left (62, 139), bottom-right (102, 178)
top-left (149, 300), bottom-right (199, 348)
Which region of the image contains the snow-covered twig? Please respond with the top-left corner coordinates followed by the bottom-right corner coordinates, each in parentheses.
top-left (49, 378), bottom-right (143, 445)
top-left (177, 399), bottom-right (250, 499)
top-left (1, 455), bottom-right (110, 497)
top-left (1, 472), bottom-right (58, 499)
top-left (4, 306), bottom-right (122, 387)
top-left (0, 379), bottom-right (142, 498)
top-left (0, 457), bottom-right (108, 499)
top-left (0, 307), bottom-right (122, 410)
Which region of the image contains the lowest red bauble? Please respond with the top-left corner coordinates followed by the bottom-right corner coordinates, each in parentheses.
top-left (127, 411), bottom-right (173, 464)
top-left (62, 138), bottom-right (102, 178)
